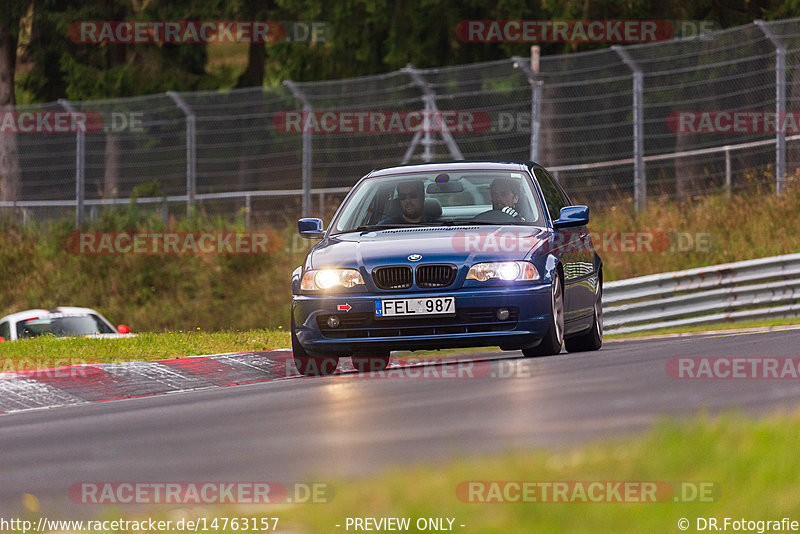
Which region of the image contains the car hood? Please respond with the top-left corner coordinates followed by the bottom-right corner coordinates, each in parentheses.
top-left (310, 226), bottom-right (550, 270)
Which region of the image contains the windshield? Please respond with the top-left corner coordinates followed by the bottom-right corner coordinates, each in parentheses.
top-left (331, 170), bottom-right (545, 234)
top-left (16, 314), bottom-right (115, 339)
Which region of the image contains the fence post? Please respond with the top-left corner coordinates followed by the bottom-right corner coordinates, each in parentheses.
top-left (245, 193), bottom-right (251, 230)
top-left (283, 80), bottom-right (313, 218)
top-left (725, 147), bottom-right (732, 197)
top-left (167, 92), bottom-right (197, 217)
top-left (161, 197), bottom-right (169, 225)
top-left (755, 20), bottom-right (786, 196)
top-left (513, 50), bottom-right (543, 163)
top-left (531, 53), bottom-right (543, 163)
top-left (422, 94), bottom-right (433, 161)
top-left (58, 99), bottom-right (85, 227)
top-left (402, 65), bottom-right (465, 162)
top-left (612, 46), bottom-right (646, 212)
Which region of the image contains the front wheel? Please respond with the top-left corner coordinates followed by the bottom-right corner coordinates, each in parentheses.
top-left (522, 274), bottom-right (564, 357)
top-left (351, 350), bottom-right (391, 373)
top-left (294, 355), bottom-right (340, 376)
top-left (291, 314), bottom-right (340, 376)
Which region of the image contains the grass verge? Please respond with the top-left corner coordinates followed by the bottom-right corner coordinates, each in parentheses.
top-left (4, 317), bottom-right (800, 369)
top-left (590, 180), bottom-right (800, 281)
top-left (0, 329), bottom-right (291, 370)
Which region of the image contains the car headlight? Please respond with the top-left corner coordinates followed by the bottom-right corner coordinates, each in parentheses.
top-left (301, 269), bottom-right (365, 290)
top-left (466, 261), bottom-right (539, 282)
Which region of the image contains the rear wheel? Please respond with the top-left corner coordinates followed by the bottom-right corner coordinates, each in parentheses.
top-left (565, 279), bottom-right (603, 353)
top-left (351, 350), bottom-right (391, 373)
top-left (291, 314), bottom-right (340, 376)
top-left (522, 274), bottom-right (564, 357)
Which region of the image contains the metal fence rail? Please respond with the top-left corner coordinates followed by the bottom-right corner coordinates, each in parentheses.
top-left (604, 253), bottom-right (800, 334)
top-left (2, 17), bottom-right (800, 226)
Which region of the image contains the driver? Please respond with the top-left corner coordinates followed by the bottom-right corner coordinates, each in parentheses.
top-left (396, 180), bottom-right (425, 223)
top-left (380, 180), bottom-right (438, 224)
top-left (490, 177), bottom-right (525, 221)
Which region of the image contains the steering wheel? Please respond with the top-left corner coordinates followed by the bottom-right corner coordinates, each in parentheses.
top-left (471, 209), bottom-right (518, 223)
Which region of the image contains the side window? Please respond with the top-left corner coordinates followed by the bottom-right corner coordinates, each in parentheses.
top-left (534, 168), bottom-right (569, 221)
top-left (91, 315), bottom-right (115, 334)
top-left (0, 321), bottom-right (10, 340)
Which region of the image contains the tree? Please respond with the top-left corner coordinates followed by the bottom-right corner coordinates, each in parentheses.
top-left (0, 0), bottom-right (25, 202)
top-left (231, 0), bottom-right (278, 88)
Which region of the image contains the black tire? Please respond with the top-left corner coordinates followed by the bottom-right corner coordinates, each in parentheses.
top-left (291, 314), bottom-right (340, 376)
top-left (351, 350), bottom-right (391, 373)
top-left (522, 274), bottom-right (564, 357)
top-left (565, 279), bottom-right (603, 353)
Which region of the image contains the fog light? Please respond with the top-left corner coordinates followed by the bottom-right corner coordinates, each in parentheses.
top-left (327, 316), bottom-right (341, 328)
top-left (496, 308), bottom-right (510, 321)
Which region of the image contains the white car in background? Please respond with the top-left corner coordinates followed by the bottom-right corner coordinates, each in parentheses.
top-left (0, 307), bottom-right (132, 341)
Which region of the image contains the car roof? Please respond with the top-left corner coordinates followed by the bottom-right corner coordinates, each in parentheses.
top-left (0, 307), bottom-right (101, 324)
top-left (367, 160), bottom-right (538, 178)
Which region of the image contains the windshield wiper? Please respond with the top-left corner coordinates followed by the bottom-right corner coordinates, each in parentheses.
top-left (351, 224), bottom-right (416, 232)
top-left (447, 219), bottom-right (533, 226)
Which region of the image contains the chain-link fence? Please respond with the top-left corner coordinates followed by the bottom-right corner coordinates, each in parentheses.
top-left (2, 17), bottom-right (800, 227)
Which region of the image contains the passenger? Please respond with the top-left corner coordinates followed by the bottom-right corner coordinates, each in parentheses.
top-left (490, 177), bottom-right (525, 221)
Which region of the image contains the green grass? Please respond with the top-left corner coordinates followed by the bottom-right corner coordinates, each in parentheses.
top-left (590, 177), bottom-right (800, 281)
top-left (0, 330), bottom-right (502, 369)
top-left (0, 329), bottom-right (291, 370)
top-left (3, 317), bottom-right (797, 370)
top-left (0, 205), bottom-right (311, 333)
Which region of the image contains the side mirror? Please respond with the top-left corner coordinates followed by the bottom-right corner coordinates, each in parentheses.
top-left (553, 206), bottom-right (589, 229)
top-left (117, 324), bottom-right (131, 334)
top-left (298, 218), bottom-right (325, 239)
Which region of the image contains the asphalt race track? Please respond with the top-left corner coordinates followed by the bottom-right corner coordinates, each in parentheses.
top-left (1, 328), bottom-right (799, 517)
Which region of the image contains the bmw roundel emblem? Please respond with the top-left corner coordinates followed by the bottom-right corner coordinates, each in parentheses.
top-left (408, 254), bottom-right (422, 262)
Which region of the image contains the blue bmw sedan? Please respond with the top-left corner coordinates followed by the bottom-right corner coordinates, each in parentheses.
top-left (291, 161), bottom-right (602, 375)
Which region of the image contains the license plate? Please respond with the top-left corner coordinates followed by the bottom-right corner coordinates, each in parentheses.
top-left (375, 297), bottom-right (455, 318)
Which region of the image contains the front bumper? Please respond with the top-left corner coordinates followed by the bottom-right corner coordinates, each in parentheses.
top-left (292, 284), bottom-right (552, 355)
